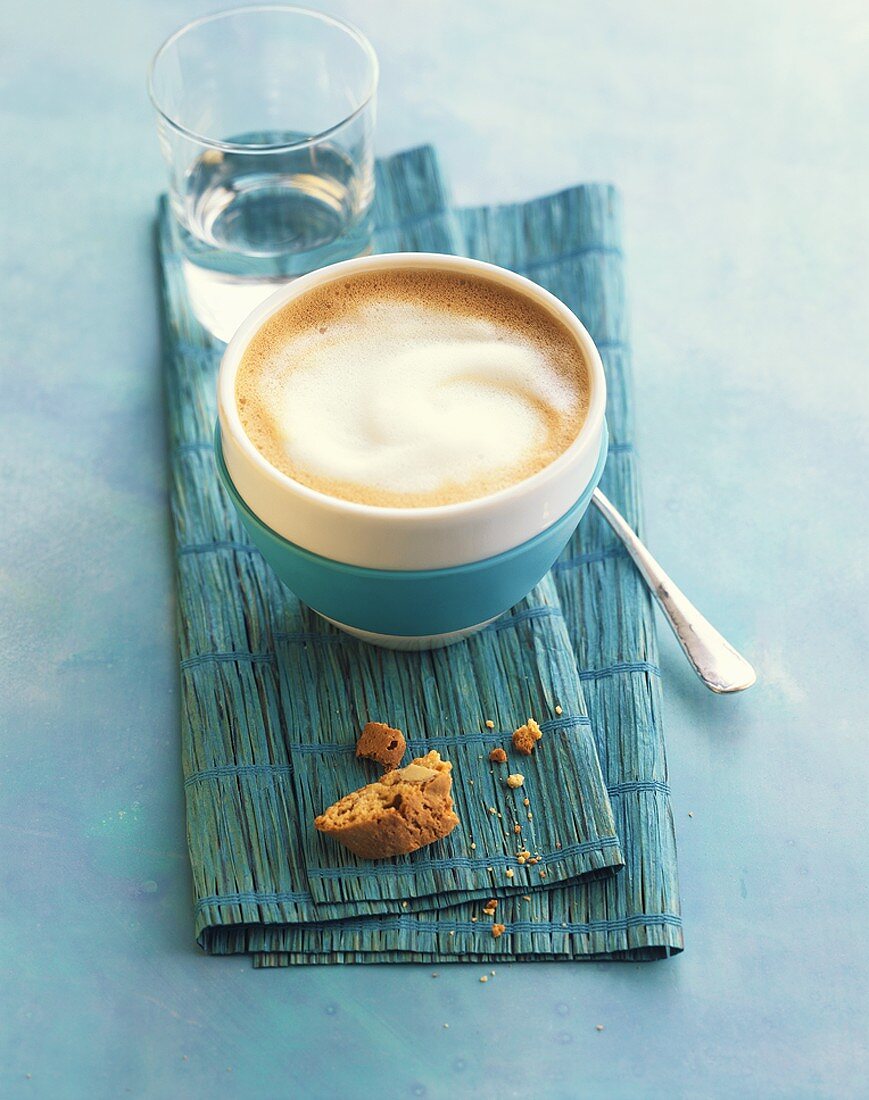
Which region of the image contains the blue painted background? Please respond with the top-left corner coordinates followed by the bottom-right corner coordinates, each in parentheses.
top-left (1, 1), bottom-right (867, 1096)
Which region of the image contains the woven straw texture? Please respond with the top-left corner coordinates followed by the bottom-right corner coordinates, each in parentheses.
top-left (158, 145), bottom-right (682, 964)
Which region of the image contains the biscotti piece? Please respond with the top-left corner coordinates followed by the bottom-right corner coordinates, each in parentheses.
top-left (314, 750), bottom-right (460, 859)
top-left (511, 718), bottom-right (542, 756)
top-left (355, 721), bottom-right (406, 771)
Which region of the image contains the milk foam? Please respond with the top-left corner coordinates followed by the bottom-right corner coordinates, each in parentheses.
top-left (236, 270), bottom-right (589, 507)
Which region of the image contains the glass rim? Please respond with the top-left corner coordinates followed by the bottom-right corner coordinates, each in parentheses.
top-left (147, 3), bottom-right (379, 153)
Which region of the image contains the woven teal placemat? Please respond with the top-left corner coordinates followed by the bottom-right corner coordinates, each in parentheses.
top-left (159, 145), bottom-right (682, 963)
top-left (282, 589), bottom-right (623, 912)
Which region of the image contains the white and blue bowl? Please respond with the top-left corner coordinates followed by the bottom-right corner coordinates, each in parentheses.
top-left (215, 422), bottom-right (607, 647)
top-left (216, 252), bottom-right (608, 649)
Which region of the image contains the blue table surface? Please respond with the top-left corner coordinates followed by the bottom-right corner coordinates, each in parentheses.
top-left (2, 1), bottom-right (867, 1097)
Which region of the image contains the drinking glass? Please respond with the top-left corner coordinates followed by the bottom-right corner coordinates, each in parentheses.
top-left (148, 5), bottom-right (378, 340)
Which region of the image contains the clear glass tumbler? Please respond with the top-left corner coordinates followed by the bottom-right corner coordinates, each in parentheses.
top-left (149, 5), bottom-right (378, 340)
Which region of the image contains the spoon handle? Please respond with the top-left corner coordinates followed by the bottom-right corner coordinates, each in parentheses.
top-left (590, 489), bottom-right (756, 694)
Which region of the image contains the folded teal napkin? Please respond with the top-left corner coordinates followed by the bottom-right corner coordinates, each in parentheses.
top-left (159, 145), bottom-right (682, 964)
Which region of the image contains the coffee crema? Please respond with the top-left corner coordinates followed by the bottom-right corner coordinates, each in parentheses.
top-left (235, 268), bottom-right (590, 508)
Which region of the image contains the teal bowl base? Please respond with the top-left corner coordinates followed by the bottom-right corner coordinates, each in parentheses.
top-left (215, 422), bottom-right (608, 642)
top-left (319, 611), bottom-right (499, 650)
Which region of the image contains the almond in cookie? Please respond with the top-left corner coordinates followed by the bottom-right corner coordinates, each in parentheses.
top-left (314, 751), bottom-right (459, 859)
top-left (511, 718), bottom-right (542, 756)
top-left (355, 721), bottom-right (406, 771)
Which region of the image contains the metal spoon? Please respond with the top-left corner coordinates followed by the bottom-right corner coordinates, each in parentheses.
top-left (591, 489), bottom-right (756, 694)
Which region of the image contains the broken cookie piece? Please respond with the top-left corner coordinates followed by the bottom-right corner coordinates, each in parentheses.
top-left (314, 750), bottom-right (459, 859)
top-left (355, 721), bottom-right (406, 771)
top-left (511, 718), bottom-right (542, 756)
top-left (488, 747), bottom-right (507, 764)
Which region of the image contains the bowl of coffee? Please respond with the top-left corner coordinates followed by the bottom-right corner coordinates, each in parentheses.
top-left (216, 252), bottom-right (607, 648)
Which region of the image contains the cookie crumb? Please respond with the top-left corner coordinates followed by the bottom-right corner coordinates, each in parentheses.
top-left (506, 773), bottom-right (525, 789)
top-left (511, 718), bottom-right (542, 756)
top-left (538, 868), bottom-right (547, 877)
top-left (595, 1024), bottom-right (605, 1032)
top-left (555, 705), bottom-right (563, 715)
top-left (491, 923), bottom-right (506, 938)
top-left (505, 868), bottom-right (514, 878)
top-left (513, 823), bottom-right (522, 834)
top-left (485, 719), bottom-right (495, 729)
top-left (355, 721), bottom-right (406, 771)
top-left (523, 894), bottom-right (532, 901)
top-left (432, 972), bottom-right (438, 977)
top-left (479, 975), bottom-right (488, 983)
top-left (523, 798), bottom-right (530, 807)
top-left (470, 842), bottom-right (477, 850)
top-left (688, 811), bottom-right (694, 818)
top-left (488, 747), bottom-right (507, 764)
top-left (443, 1023), bottom-right (450, 1029)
